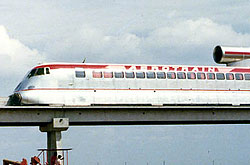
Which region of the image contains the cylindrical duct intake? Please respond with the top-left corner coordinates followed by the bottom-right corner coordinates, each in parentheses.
top-left (213, 45), bottom-right (250, 64)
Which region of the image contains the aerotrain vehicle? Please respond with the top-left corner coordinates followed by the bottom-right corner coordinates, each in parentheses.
top-left (8, 45), bottom-right (250, 106)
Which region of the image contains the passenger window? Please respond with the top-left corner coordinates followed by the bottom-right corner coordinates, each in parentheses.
top-left (187, 72), bottom-right (196, 79)
top-left (235, 73), bottom-right (243, 80)
top-left (136, 72), bottom-right (145, 78)
top-left (104, 72), bottom-right (113, 78)
top-left (177, 72), bottom-right (186, 79)
top-left (35, 68), bottom-right (44, 76)
top-left (115, 72), bottom-right (124, 78)
top-left (207, 73), bottom-right (215, 80)
top-left (125, 72), bottom-right (135, 78)
top-left (216, 73), bottom-right (225, 80)
top-left (157, 72), bottom-right (166, 79)
top-left (146, 72), bottom-right (156, 79)
top-left (75, 71), bottom-right (85, 78)
top-left (226, 73), bottom-right (234, 80)
top-left (93, 71), bottom-right (102, 78)
top-left (167, 72), bottom-right (176, 79)
top-left (245, 74), bottom-right (250, 80)
top-left (197, 73), bottom-right (206, 80)
top-left (46, 68), bottom-right (50, 74)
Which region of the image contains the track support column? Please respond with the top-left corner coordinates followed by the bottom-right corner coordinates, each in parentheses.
top-left (40, 118), bottom-right (69, 164)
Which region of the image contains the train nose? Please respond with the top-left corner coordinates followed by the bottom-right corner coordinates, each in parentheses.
top-left (7, 93), bottom-right (22, 106)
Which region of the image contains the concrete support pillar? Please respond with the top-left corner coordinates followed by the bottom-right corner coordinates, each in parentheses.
top-left (47, 131), bottom-right (63, 155)
top-left (40, 118), bottom-right (69, 165)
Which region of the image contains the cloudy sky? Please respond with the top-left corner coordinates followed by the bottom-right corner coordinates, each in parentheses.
top-left (1, 0), bottom-right (250, 164)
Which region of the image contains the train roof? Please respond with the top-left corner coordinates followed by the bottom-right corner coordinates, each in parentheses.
top-left (33, 62), bottom-right (250, 73)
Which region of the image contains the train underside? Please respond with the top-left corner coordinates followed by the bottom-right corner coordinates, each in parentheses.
top-left (7, 89), bottom-right (250, 106)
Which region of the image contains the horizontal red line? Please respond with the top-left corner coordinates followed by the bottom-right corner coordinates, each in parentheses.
top-left (19, 88), bottom-right (250, 92)
top-left (33, 64), bottom-right (250, 73)
top-left (231, 68), bottom-right (250, 72)
top-left (35, 64), bottom-right (109, 70)
top-left (225, 51), bottom-right (250, 55)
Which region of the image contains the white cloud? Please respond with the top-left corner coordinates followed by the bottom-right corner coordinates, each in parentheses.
top-left (141, 18), bottom-right (250, 65)
top-left (0, 26), bottom-right (43, 74)
top-left (44, 26), bottom-right (142, 63)
top-left (43, 18), bottom-right (250, 66)
top-left (146, 18), bottom-right (250, 48)
top-left (0, 25), bottom-right (44, 95)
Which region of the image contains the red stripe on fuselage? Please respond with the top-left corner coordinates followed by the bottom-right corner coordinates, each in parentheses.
top-left (225, 51), bottom-right (250, 55)
top-left (35, 64), bottom-right (109, 70)
top-left (231, 68), bottom-right (250, 73)
top-left (19, 88), bottom-right (250, 92)
top-left (33, 63), bottom-right (250, 73)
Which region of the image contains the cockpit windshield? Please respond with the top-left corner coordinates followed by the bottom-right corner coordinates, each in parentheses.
top-left (27, 67), bottom-right (50, 78)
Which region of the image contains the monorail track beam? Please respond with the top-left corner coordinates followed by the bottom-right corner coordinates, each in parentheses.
top-left (1, 106), bottom-right (250, 125)
top-left (1, 105), bottom-right (250, 164)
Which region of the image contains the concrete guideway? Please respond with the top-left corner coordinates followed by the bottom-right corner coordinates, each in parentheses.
top-left (1, 105), bottom-right (250, 125)
top-left (2, 105), bottom-right (250, 164)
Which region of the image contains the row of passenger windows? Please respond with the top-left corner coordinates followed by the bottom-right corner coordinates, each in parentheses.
top-left (75, 70), bottom-right (250, 80)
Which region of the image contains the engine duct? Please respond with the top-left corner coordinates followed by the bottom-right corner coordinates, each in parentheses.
top-left (213, 45), bottom-right (250, 64)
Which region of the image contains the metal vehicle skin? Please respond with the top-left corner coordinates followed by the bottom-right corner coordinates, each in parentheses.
top-left (8, 46), bottom-right (250, 106)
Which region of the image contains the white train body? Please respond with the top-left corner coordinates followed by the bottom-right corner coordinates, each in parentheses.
top-left (8, 46), bottom-right (250, 106)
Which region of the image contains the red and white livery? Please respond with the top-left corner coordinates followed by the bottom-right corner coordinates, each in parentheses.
top-left (8, 45), bottom-right (250, 106)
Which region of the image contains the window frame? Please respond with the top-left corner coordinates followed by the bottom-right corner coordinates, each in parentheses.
top-left (156, 72), bottom-right (166, 79)
top-left (27, 69), bottom-right (37, 78)
top-left (235, 73), bottom-right (244, 80)
top-left (197, 72), bottom-right (206, 80)
top-left (125, 72), bottom-right (135, 78)
top-left (114, 72), bottom-right (124, 78)
top-left (136, 72), bottom-right (145, 79)
top-left (167, 72), bottom-right (176, 79)
top-left (187, 72), bottom-right (196, 80)
top-left (244, 73), bottom-right (250, 80)
top-left (216, 73), bottom-right (225, 80)
top-left (207, 73), bottom-right (215, 80)
top-left (226, 73), bottom-right (234, 80)
top-left (146, 72), bottom-right (156, 79)
top-left (75, 70), bottom-right (86, 78)
top-left (34, 68), bottom-right (45, 76)
top-left (177, 72), bottom-right (186, 79)
top-left (92, 71), bottom-right (103, 78)
top-left (103, 71), bottom-right (113, 78)
top-left (45, 67), bottom-right (50, 74)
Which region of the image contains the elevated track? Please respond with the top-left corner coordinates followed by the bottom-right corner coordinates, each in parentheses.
top-left (2, 103), bottom-right (250, 160)
top-left (1, 105), bottom-right (250, 126)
